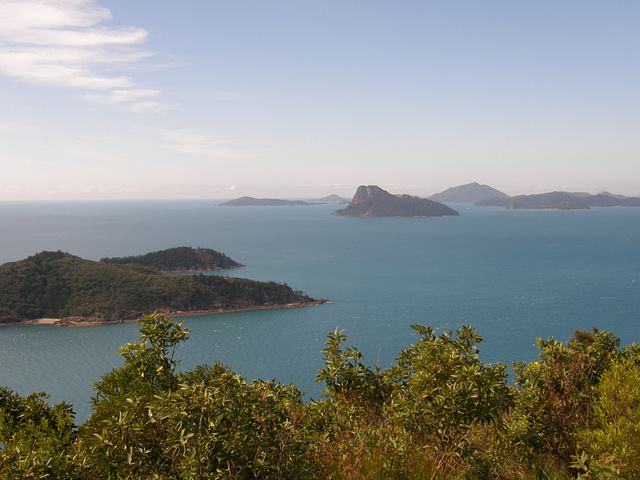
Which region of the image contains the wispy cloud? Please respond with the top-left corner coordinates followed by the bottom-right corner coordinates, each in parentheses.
top-left (83, 88), bottom-right (171, 113)
top-left (0, 0), bottom-right (168, 112)
top-left (0, 121), bottom-right (35, 134)
top-left (160, 128), bottom-right (252, 159)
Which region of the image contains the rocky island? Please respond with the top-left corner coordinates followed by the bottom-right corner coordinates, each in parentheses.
top-left (0, 250), bottom-right (325, 326)
top-left (333, 185), bottom-right (459, 217)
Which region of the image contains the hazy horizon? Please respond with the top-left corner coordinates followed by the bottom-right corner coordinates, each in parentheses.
top-left (2, 1), bottom-right (639, 201)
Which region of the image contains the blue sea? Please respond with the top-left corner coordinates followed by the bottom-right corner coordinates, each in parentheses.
top-left (1, 200), bottom-right (639, 422)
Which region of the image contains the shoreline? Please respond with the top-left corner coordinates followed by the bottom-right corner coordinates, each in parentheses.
top-left (16, 299), bottom-right (330, 327)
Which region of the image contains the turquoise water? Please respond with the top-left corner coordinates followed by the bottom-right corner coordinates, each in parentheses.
top-left (1, 201), bottom-right (639, 422)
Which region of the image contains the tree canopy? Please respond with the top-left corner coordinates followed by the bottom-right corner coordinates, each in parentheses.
top-left (1, 315), bottom-right (639, 478)
top-left (100, 247), bottom-right (244, 272)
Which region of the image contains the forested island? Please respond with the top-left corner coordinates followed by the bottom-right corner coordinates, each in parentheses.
top-left (101, 246), bottom-right (244, 272)
top-left (0, 250), bottom-right (324, 325)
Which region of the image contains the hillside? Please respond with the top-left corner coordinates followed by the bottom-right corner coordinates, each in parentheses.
top-left (101, 247), bottom-right (243, 272)
top-left (429, 182), bottom-right (509, 203)
top-left (0, 251), bottom-right (322, 325)
top-left (333, 185), bottom-right (458, 217)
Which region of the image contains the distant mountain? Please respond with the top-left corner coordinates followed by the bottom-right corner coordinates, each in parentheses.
top-left (476, 191), bottom-right (640, 210)
top-left (317, 194), bottom-right (350, 204)
top-left (596, 191), bottom-right (628, 200)
top-left (333, 185), bottom-right (459, 218)
top-left (429, 182), bottom-right (509, 203)
top-left (220, 196), bottom-right (320, 206)
top-left (567, 192), bottom-right (593, 198)
top-left (584, 193), bottom-right (640, 207)
top-left (505, 192), bottom-right (590, 210)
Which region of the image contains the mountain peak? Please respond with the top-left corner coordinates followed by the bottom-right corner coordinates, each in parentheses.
top-left (429, 183), bottom-right (509, 203)
top-left (334, 185), bottom-right (459, 217)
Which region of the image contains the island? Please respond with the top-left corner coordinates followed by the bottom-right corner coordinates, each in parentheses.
top-left (333, 185), bottom-right (459, 217)
top-left (0, 251), bottom-right (326, 326)
top-left (429, 182), bottom-right (510, 203)
top-left (584, 193), bottom-right (640, 207)
top-left (475, 191), bottom-right (640, 210)
top-left (317, 194), bottom-right (350, 204)
top-left (219, 197), bottom-right (322, 206)
top-left (101, 247), bottom-right (244, 272)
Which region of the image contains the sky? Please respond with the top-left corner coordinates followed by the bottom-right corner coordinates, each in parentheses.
top-left (1, 0), bottom-right (639, 200)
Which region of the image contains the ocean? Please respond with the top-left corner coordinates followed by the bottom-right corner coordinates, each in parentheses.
top-left (1, 200), bottom-right (639, 422)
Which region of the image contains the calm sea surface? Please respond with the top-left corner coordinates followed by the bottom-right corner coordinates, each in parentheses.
top-left (1, 200), bottom-right (639, 422)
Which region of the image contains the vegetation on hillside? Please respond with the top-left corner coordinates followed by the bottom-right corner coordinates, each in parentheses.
top-left (1, 314), bottom-right (638, 479)
top-left (0, 251), bottom-right (316, 324)
top-left (101, 247), bottom-right (244, 272)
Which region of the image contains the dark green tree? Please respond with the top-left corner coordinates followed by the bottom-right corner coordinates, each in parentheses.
top-left (0, 388), bottom-right (76, 479)
top-left (384, 325), bottom-right (513, 477)
top-left (79, 312), bottom-right (319, 479)
top-left (508, 328), bottom-right (622, 473)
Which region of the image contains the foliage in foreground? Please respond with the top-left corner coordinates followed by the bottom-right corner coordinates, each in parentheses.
top-left (2, 315), bottom-right (640, 479)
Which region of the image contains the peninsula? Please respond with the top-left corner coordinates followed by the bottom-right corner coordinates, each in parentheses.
top-left (0, 251), bottom-right (325, 326)
top-left (333, 185), bottom-right (459, 217)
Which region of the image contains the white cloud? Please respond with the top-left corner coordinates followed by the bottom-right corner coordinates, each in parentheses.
top-left (0, 121), bottom-right (34, 134)
top-left (84, 88), bottom-right (161, 104)
top-left (125, 101), bottom-right (173, 114)
top-left (83, 88), bottom-right (173, 113)
top-left (0, 0), bottom-right (166, 112)
top-left (0, 0), bottom-right (111, 30)
top-left (160, 128), bottom-right (251, 159)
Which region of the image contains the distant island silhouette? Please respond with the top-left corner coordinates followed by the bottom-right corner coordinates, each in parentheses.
top-left (333, 185), bottom-right (459, 217)
top-left (220, 197), bottom-right (322, 207)
top-left (317, 194), bottom-right (350, 204)
top-left (429, 182), bottom-right (509, 203)
top-left (476, 191), bottom-right (640, 210)
top-left (219, 183), bottom-right (640, 212)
